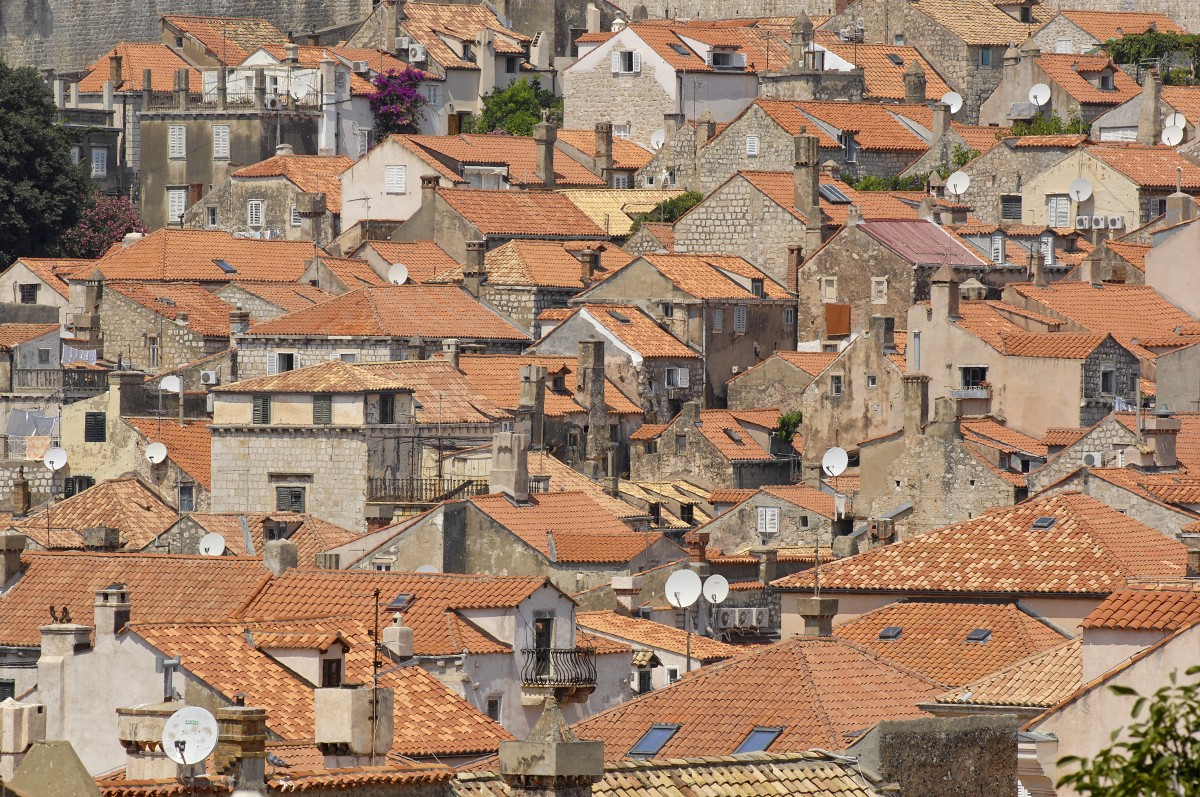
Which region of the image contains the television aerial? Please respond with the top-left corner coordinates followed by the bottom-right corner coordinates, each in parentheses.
top-left (198, 533), bottom-right (226, 556)
top-left (665, 569), bottom-right (701, 609)
top-left (940, 91), bottom-right (962, 114)
top-left (1165, 112), bottom-right (1187, 129)
top-left (1068, 178), bottom-right (1093, 202)
top-left (1028, 83), bottom-right (1050, 106)
top-left (43, 447), bottom-right (68, 472)
top-left (387, 263), bottom-right (409, 285)
top-left (649, 128), bottom-right (666, 151)
top-left (145, 442), bottom-right (168, 465)
top-left (821, 446), bottom-right (848, 478)
top-left (702, 574), bottom-right (729, 605)
top-left (1163, 125), bottom-right (1184, 146)
top-left (160, 375), bottom-right (182, 394)
top-left (945, 171), bottom-right (971, 197)
top-left (161, 706), bottom-right (218, 767)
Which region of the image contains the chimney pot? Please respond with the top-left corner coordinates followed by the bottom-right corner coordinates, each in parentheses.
top-left (533, 120), bottom-right (557, 188)
top-left (579, 248), bottom-right (598, 284)
top-left (442, 338), bottom-right (460, 370)
top-left (793, 131), bottom-right (820, 222)
top-left (794, 596), bottom-right (837, 637)
top-left (263, 538), bottom-right (298, 576)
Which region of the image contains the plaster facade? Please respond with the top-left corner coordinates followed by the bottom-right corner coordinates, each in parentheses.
top-left (948, 138), bottom-right (1080, 225)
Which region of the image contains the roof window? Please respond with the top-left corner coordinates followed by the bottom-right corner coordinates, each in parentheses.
top-left (630, 724), bottom-right (680, 757)
top-left (1031, 516), bottom-right (1056, 530)
top-left (724, 428), bottom-right (743, 443)
top-left (733, 726), bottom-right (783, 754)
top-left (818, 184), bottom-right (852, 204)
top-left (609, 310), bottom-right (631, 324)
top-left (669, 43), bottom-right (690, 56)
top-left (966, 628), bottom-right (992, 643)
top-left (886, 53), bottom-right (904, 67)
top-left (878, 626), bottom-right (903, 641)
top-left (214, 259), bottom-right (238, 274)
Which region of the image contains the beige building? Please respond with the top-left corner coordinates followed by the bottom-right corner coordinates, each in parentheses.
top-left (979, 46), bottom-right (1139, 126)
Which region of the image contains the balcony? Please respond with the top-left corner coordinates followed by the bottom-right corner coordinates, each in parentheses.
top-left (12, 369), bottom-right (107, 395)
top-left (520, 646), bottom-right (597, 689)
top-left (948, 385), bottom-right (992, 400)
top-left (366, 476), bottom-right (549, 503)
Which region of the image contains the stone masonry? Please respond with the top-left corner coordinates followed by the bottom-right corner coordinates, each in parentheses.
top-left (564, 59), bottom-right (678, 149)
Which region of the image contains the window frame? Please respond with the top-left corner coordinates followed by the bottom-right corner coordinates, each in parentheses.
top-left (168, 125), bottom-right (187, 159)
top-left (734, 304), bottom-right (747, 333)
top-left (247, 199), bottom-right (264, 228)
top-left (733, 726), bottom-right (784, 755)
top-left (313, 394), bottom-right (333, 424)
top-left (1000, 194), bottom-right (1023, 221)
top-left (385, 164), bottom-right (407, 194)
top-left (18, 283), bottom-right (39, 304)
top-left (167, 187), bottom-right (187, 225)
top-left (178, 483), bottom-right (195, 512)
top-left (275, 485), bottom-right (305, 512)
top-left (745, 135), bottom-right (759, 157)
top-left (212, 124), bottom-right (230, 160)
top-left (84, 412), bottom-right (107, 442)
top-left (90, 147), bottom-right (108, 178)
top-left (291, 204), bottom-right (302, 227)
top-left (629, 724), bottom-right (681, 758)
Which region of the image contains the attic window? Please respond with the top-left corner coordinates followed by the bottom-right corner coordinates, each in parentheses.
top-left (886, 53), bottom-right (904, 67)
top-left (669, 43), bottom-right (690, 56)
top-left (609, 311), bottom-right (631, 324)
top-left (630, 724), bottom-right (680, 757)
top-left (818, 184), bottom-right (852, 204)
top-left (1031, 516), bottom-right (1056, 530)
top-left (878, 626), bottom-right (903, 641)
top-left (733, 726), bottom-right (783, 754)
top-left (966, 628), bottom-right (992, 643)
top-left (387, 593), bottom-right (416, 612)
top-left (214, 259), bottom-right (237, 274)
top-left (724, 428), bottom-right (743, 443)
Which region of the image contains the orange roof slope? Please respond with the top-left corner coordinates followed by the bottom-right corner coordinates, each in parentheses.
top-left (737, 171), bottom-right (919, 226)
top-left (433, 239), bottom-right (610, 289)
top-left (775, 350), bottom-right (839, 377)
top-left (95, 229), bottom-right (318, 282)
top-left (437, 189), bottom-right (609, 237)
top-left (574, 305), bottom-right (698, 359)
top-left (572, 636), bottom-right (942, 761)
top-left (0, 552), bottom-right (270, 646)
top-left (1059, 10), bottom-right (1186, 41)
top-left (12, 478), bottom-right (180, 551)
top-left (403, 134), bottom-right (605, 188)
top-left (162, 15), bottom-right (290, 64)
top-left (456, 354), bottom-right (642, 417)
top-left (318, 256), bottom-right (388, 289)
top-left (1103, 241), bottom-right (1150, 272)
top-left (694, 409), bottom-right (784, 462)
top-left (233, 155), bottom-right (352, 213)
top-left (104, 281), bottom-right (235, 337)
top-left (623, 20), bottom-right (790, 74)
top-left (124, 419), bottom-right (212, 489)
top-left (79, 43), bottom-right (201, 92)
top-left (226, 281), bottom-right (334, 314)
top-left (754, 99), bottom-right (928, 153)
top-left (760, 484), bottom-right (837, 517)
top-left (633, 253), bottom-right (791, 299)
top-left (10, 258), bottom-right (92, 298)
top-left (814, 40), bottom-right (952, 101)
top-left (960, 418), bottom-right (1048, 458)
top-left (185, 512), bottom-right (362, 563)
top-left (1085, 143), bottom-right (1200, 189)
top-left (1035, 54), bottom-right (1139, 106)
top-left (0, 324), bottom-right (57, 349)
top-left (358, 240), bottom-right (461, 284)
top-left (245, 284), bottom-right (529, 340)
top-left (1083, 582), bottom-right (1200, 632)
top-left (577, 611), bottom-right (743, 662)
top-left (772, 492), bottom-right (1187, 595)
top-left (936, 637), bottom-right (1082, 709)
top-left (1161, 87), bottom-right (1200, 126)
top-left (908, 0), bottom-right (1045, 46)
top-left (400, 3), bottom-right (529, 70)
top-left (833, 601), bottom-right (1069, 687)
top-left (556, 129), bottom-right (654, 171)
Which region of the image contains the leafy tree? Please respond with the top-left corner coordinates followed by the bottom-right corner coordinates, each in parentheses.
top-left (1057, 666), bottom-right (1200, 796)
top-left (628, 191), bottom-right (703, 233)
top-left (774, 410), bottom-right (803, 443)
top-left (1007, 113), bottom-right (1090, 138)
top-left (1102, 32), bottom-right (1200, 84)
top-left (58, 192), bottom-right (147, 258)
top-left (934, 144), bottom-right (983, 179)
top-left (0, 57), bottom-right (90, 267)
top-left (366, 68), bottom-right (428, 140)
top-left (464, 78), bottom-right (562, 136)
top-left (843, 173), bottom-right (927, 191)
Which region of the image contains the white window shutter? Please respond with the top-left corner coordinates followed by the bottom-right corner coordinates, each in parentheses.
top-left (766, 507), bottom-right (779, 533)
top-left (677, 368), bottom-right (689, 388)
top-left (756, 507), bottom-right (767, 533)
top-left (91, 149), bottom-right (107, 178)
top-left (746, 135), bottom-right (759, 157)
top-left (267, 353), bottom-right (280, 375)
top-left (213, 124), bottom-right (230, 159)
top-left (611, 50), bottom-right (621, 73)
top-left (631, 52), bottom-right (642, 72)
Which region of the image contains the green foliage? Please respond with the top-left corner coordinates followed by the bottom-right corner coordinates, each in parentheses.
top-left (0, 57), bottom-right (90, 267)
top-left (1057, 666), bottom-right (1200, 796)
top-left (464, 78), bottom-right (563, 136)
top-left (58, 192), bottom-right (148, 259)
top-left (934, 144), bottom-right (983, 179)
top-left (1102, 32), bottom-right (1200, 84)
top-left (774, 410), bottom-right (803, 443)
top-left (628, 191), bottom-right (703, 233)
top-left (1008, 113), bottom-right (1090, 138)
top-left (842, 173), bottom-right (926, 191)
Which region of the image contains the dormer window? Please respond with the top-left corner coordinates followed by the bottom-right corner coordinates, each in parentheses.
top-left (1100, 72), bottom-right (1114, 90)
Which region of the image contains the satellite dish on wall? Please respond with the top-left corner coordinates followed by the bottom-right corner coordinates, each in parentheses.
top-left (940, 91), bottom-right (962, 114)
top-left (1163, 125), bottom-right (1184, 146)
top-left (43, 447), bottom-right (68, 472)
top-left (416, 564), bottom-right (438, 573)
top-left (821, 446), bottom-right (849, 478)
top-left (1068, 178), bottom-right (1093, 202)
top-left (945, 171), bottom-right (971, 196)
top-left (289, 81), bottom-right (308, 100)
top-left (160, 375), bottom-right (182, 394)
top-left (145, 442), bottom-right (168, 465)
top-left (665, 569), bottom-right (702, 609)
top-left (387, 263), bottom-right (410, 285)
top-left (198, 532), bottom-right (226, 556)
top-left (1028, 83), bottom-right (1051, 106)
top-left (161, 706), bottom-right (218, 766)
top-left (702, 574), bottom-right (729, 605)
top-left (649, 128), bottom-right (666, 151)
top-left (1165, 112), bottom-right (1187, 129)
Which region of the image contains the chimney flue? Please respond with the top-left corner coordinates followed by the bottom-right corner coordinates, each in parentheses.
top-left (489, 431), bottom-right (530, 503)
top-left (595, 121), bottom-right (614, 185)
top-left (793, 130), bottom-right (820, 221)
top-left (464, 240), bottom-right (486, 296)
top-left (794, 596), bottom-right (837, 637)
top-left (533, 118), bottom-right (557, 188)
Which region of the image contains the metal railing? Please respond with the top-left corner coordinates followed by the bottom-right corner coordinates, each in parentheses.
top-left (520, 647), bottom-right (597, 688)
top-left (367, 476), bottom-right (550, 503)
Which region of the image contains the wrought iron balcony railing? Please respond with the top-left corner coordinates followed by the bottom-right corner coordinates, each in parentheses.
top-left (520, 646), bottom-right (597, 688)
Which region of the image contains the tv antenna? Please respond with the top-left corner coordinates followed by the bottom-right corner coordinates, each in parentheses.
top-left (1028, 83), bottom-right (1050, 106)
top-left (939, 91), bottom-right (962, 114)
top-left (665, 569), bottom-right (702, 673)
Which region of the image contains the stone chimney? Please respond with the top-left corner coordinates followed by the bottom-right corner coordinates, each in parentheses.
top-left (420, 173), bottom-right (439, 211)
top-left (904, 59), bottom-right (926, 104)
top-left (578, 340), bottom-right (610, 478)
top-left (845, 203), bottom-right (862, 228)
top-left (263, 538), bottom-right (298, 576)
top-left (930, 101), bottom-right (949, 143)
top-left (786, 243), bottom-right (803, 292)
top-left (794, 596), bottom-right (837, 637)
top-left (663, 111), bottom-right (685, 142)
top-left (793, 130), bottom-right (820, 221)
top-left (533, 119), bottom-right (557, 188)
top-left (229, 309), bottom-right (250, 339)
top-left (275, 142), bottom-right (294, 157)
top-left (595, 122), bottom-right (614, 184)
top-left (789, 12), bottom-right (813, 70)
top-left (902, 373), bottom-right (929, 435)
top-left (751, 546), bottom-right (778, 584)
top-left (252, 68), bottom-right (266, 110)
top-left (586, 2), bottom-right (601, 32)
top-left (1166, 168), bottom-right (1194, 225)
top-left (499, 698), bottom-right (603, 797)
top-left (917, 196), bottom-right (935, 222)
top-left (930, 263), bottom-right (960, 319)
top-left (442, 338), bottom-right (460, 370)
top-left (695, 111), bottom-right (716, 143)
top-left (174, 67), bottom-right (190, 109)
top-left (406, 335), bottom-right (425, 361)
top-left (284, 43), bottom-right (300, 63)
top-left (109, 369), bottom-right (146, 419)
top-left (0, 698), bottom-right (48, 782)
top-left (1143, 403), bottom-right (1181, 469)
top-left (1078, 249), bottom-right (1103, 287)
top-left (1, 532), bottom-right (25, 585)
top-left (578, 248), bottom-right (598, 284)
top-left (117, 702), bottom-right (183, 781)
top-left (37, 620), bottom-right (94, 739)
top-left (315, 686), bottom-right (393, 765)
top-left (109, 53), bottom-right (124, 89)
top-left (381, 614), bottom-right (413, 658)
top-left (1136, 69), bottom-right (1162, 146)
top-left (213, 705), bottom-right (268, 792)
top-left (869, 315), bottom-right (895, 353)
top-left (489, 431), bottom-right (530, 504)
top-left (93, 584), bottom-right (131, 639)
top-left (463, 240), bottom-right (487, 296)
top-left (10, 469), bottom-right (30, 518)
top-left (519, 364), bottom-right (547, 449)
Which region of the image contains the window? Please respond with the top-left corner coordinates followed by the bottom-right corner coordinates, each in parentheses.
top-left (358, 128), bottom-right (373, 157)
top-left (745, 135), bottom-right (759, 157)
top-left (664, 367), bottom-right (690, 390)
top-left (1101, 367), bottom-right (1116, 394)
top-left (178, 483), bottom-right (195, 512)
top-left (168, 125), bottom-right (186, 159)
top-left (71, 146), bottom-right (81, 165)
top-left (385, 164), bottom-right (407, 194)
top-left (841, 134), bottom-right (858, 163)
top-left (893, 34), bottom-right (906, 44)
top-left (212, 124), bottom-right (230, 159)
top-left (612, 172), bottom-right (629, 189)
top-left (313, 394), bottom-right (333, 424)
top-left (506, 55), bottom-right (520, 73)
top-left (680, 503), bottom-right (695, 525)
top-left (268, 352), bottom-right (296, 374)
top-left (276, 485), bottom-right (305, 512)
top-left (675, 433), bottom-right (687, 452)
top-left (1000, 195), bottom-right (1022, 221)
top-left (636, 669), bottom-right (653, 694)
top-left (734, 727), bottom-right (783, 754)
top-left (966, 628), bottom-right (992, 643)
top-left (206, 206), bottom-right (217, 227)
top-left (167, 188), bottom-right (187, 224)
top-left (660, 302), bottom-right (674, 318)
top-left (630, 724), bottom-right (680, 758)
top-left (666, 667), bottom-right (680, 683)
top-left (756, 506), bottom-right (780, 535)
top-left (961, 366), bottom-right (988, 388)
top-left (84, 412), bottom-right (107, 442)
top-left (734, 305), bottom-right (747, 332)
top-left (320, 656), bottom-right (342, 688)
top-left (63, 475), bottom-right (95, 497)
top-left (291, 204), bottom-right (301, 227)
top-left (980, 47), bottom-right (992, 66)
top-left (380, 393), bottom-right (396, 424)
top-left (252, 395), bottom-right (271, 424)
top-left (37, 347), bottom-right (50, 365)
top-left (247, 199), bottom-right (264, 228)
top-left (612, 50), bottom-right (641, 74)
top-left (148, 335), bottom-right (159, 368)
top-left (424, 85), bottom-right (440, 105)
top-left (0, 680), bottom-right (14, 701)
top-left (1047, 194), bottom-right (1071, 228)
top-left (872, 277), bottom-right (888, 304)
top-left (830, 373), bottom-right (844, 396)
top-left (821, 276), bottom-right (837, 302)
top-left (990, 234), bottom-right (1004, 263)
top-left (1100, 72), bottom-right (1114, 90)
top-left (751, 278), bottom-right (764, 298)
top-left (486, 697), bottom-right (502, 721)
top-left (18, 283), bottom-right (38, 304)
top-left (800, 515), bottom-right (809, 527)
top-left (783, 307), bottom-right (795, 324)
top-left (91, 147), bottom-right (108, 178)
top-left (1055, 38), bottom-right (1072, 54)
top-left (867, 374), bottom-right (878, 388)
top-left (614, 123), bottom-right (630, 139)
top-left (713, 307), bottom-right (724, 331)
top-left (339, 352), bottom-right (358, 363)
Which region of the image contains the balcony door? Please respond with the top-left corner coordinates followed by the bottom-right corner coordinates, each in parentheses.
top-left (533, 617), bottom-right (554, 677)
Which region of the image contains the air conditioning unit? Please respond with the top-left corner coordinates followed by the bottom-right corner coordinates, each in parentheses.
top-left (1091, 215), bottom-right (1106, 229)
top-left (736, 607), bottom-right (757, 629)
top-left (716, 607), bottom-right (739, 628)
top-left (1081, 451), bottom-right (1102, 467)
top-left (200, 370), bottom-right (220, 386)
top-left (1074, 215), bottom-right (1091, 230)
top-left (1108, 215), bottom-right (1125, 229)
top-left (351, 60), bottom-right (370, 73)
top-left (408, 43), bottom-right (427, 62)
top-left (264, 95), bottom-right (282, 110)
top-left (395, 36), bottom-right (411, 51)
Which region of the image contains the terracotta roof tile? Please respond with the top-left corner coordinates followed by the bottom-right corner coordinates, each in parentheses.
top-left (737, 171), bottom-right (920, 226)
top-left (578, 610), bottom-right (743, 662)
top-left (630, 423), bottom-right (669, 442)
top-left (834, 601), bottom-right (1069, 687)
top-left (0, 323), bottom-right (57, 349)
top-left (936, 637), bottom-right (1082, 708)
top-left (623, 21), bottom-right (790, 74)
top-left (162, 15), bottom-right (290, 64)
top-left (1085, 143), bottom-right (1200, 189)
top-left (1082, 581), bottom-right (1200, 631)
top-left (629, 252), bottom-right (791, 299)
top-left (433, 239), bottom-right (615, 289)
top-left (456, 354), bottom-right (642, 417)
top-left (960, 418), bottom-right (1048, 458)
top-left (318, 256), bottom-right (389, 289)
top-left (760, 484), bottom-right (837, 517)
top-left (954, 124), bottom-right (1011, 154)
top-left (964, 442), bottom-right (1027, 487)
top-left (557, 189), bottom-right (685, 237)
top-left (1042, 426), bottom-right (1089, 447)
top-left (11, 477), bottom-right (180, 550)
top-left (694, 409), bottom-right (784, 462)
top-left (527, 451), bottom-right (649, 520)
top-left (813, 39), bottom-right (952, 101)
top-left (124, 419), bottom-right (212, 489)
top-left (225, 281), bottom-right (335, 314)
top-left (1059, 10), bottom-right (1185, 41)
top-left (576, 305), bottom-right (698, 359)
top-left (775, 350), bottom-right (840, 376)
top-left (403, 134), bottom-right (605, 188)
top-left (1160, 86), bottom-right (1200, 126)
top-left (638, 222), bottom-right (675, 250)
top-left (555, 130), bottom-right (654, 172)
top-left (437, 188), bottom-right (609, 237)
top-left (1035, 54), bottom-right (1139, 106)
top-left (572, 636), bottom-right (942, 760)
top-left (909, 0), bottom-right (1045, 45)
top-left (755, 99), bottom-right (928, 153)
top-left (233, 155), bottom-right (352, 213)
top-left (1008, 134), bottom-right (1090, 148)
top-left (95, 230), bottom-right (318, 282)
top-left (772, 492), bottom-right (1187, 594)
top-left (105, 281), bottom-right (234, 337)
top-left (10, 258), bottom-right (92, 298)
top-left (1104, 241), bottom-right (1150, 272)
top-left (999, 331), bottom-right (1112, 358)
top-left (356, 240), bottom-right (461, 284)
top-left (400, 2), bottom-right (529, 70)
top-left (78, 43), bottom-right (201, 93)
top-left (185, 512), bottom-right (363, 564)
top-left (1082, 469), bottom-right (1200, 513)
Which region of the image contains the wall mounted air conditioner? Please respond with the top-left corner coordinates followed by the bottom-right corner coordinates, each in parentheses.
top-left (1108, 216), bottom-right (1125, 229)
top-left (1074, 215), bottom-right (1090, 229)
top-left (200, 370), bottom-right (220, 385)
top-left (1081, 451), bottom-right (1102, 467)
top-left (1091, 216), bottom-right (1106, 229)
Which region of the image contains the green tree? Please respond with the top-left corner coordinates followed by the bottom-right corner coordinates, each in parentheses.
top-left (843, 173), bottom-right (927, 191)
top-left (628, 191), bottom-right (703, 233)
top-left (1007, 113), bottom-right (1090, 138)
top-left (1057, 666), bottom-right (1200, 796)
top-left (465, 78), bottom-right (563, 136)
top-left (58, 191), bottom-right (148, 258)
top-left (774, 410), bottom-right (803, 443)
top-left (0, 57), bottom-right (90, 267)
top-left (1102, 32), bottom-right (1200, 84)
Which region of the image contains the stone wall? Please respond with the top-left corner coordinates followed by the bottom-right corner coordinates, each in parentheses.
top-left (0, 463), bottom-right (55, 512)
top-left (617, 0), bottom-right (834, 23)
top-left (1080, 338), bottom-right (1141, 427)
top-left (703, 492), bottom-right (833, 553)
top-left (726, 357), bottom-right (812, 411)
top-left (99, 289), bottom-right (218, 373)
top-left (213, 286), bottom-right (294, 323)
top-left (1029, 16), bottom-right (1098, 56)
top-left (1038, 470), bottom-right (1195, 539)
top-left (563, 59), bottom-right (678, 149)
top-left (1025, 417), bottom-right (1137, 492)
top-left (955, 141), bottom-right (1077, 225)
top-left (183, 176), bottom-right (338, 244)
top-left (637, 119), bottom-right (702, 191)
top-left (479, 285), bottom-right (575, 334)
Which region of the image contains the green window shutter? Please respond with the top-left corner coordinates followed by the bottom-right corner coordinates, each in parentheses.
top-left (275, 486), bottom-right (305, 513)
top-left (313, 395), bottom-right (332, 424)
top-left (84, 412), bottom-right (107, 442)
top-left (252, 395), bottom-right (271, 424)
top-left (380, 393), bottom-right (395, 424)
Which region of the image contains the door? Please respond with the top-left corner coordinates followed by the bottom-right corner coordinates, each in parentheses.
top-left (533, 617), bottom-right (554, 677)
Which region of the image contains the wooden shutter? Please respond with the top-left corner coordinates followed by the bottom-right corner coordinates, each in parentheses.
top-left (380, 393), bottom-right (396, 424)
top-left (169, 125), bottom-right (186, 158)
top-left (252, 395), bottom-right (271, 424)
top-left (746, 135), bottom-right (759, 157)
top-left (213, 124), bottom-right (230, 159)
top-left (734, 305), bottom-right (747, 332)
top-left (631, 52), bottom-right (641, 72)
top-left (611, 50), bottom-right (622, 73)
top-left (313, 395), bottom-right (332, 424)
top-left (267, 352), bottom-right (280, 375)
top-left (676, 368), bottom-right (689, 388)
top-left (84, 412), bottom-right (107, 442)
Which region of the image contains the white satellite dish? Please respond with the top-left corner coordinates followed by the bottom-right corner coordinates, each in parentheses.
top-left (387, 263), bottom-right (409, 285)
top-left (649, 128), bottom-right (666, 151)
top-left (945, 171), bottom-right (971, 196)
top-left (43, 447), bottom-right (68, 472)
top-left (161, 706), bottom-right (218, 766)
top-left (1028, 83), bottom-right (1051, 106)
top-left (160, 375), bottom-right (182, 394)
top-left (1165, 112), bottom-right (1187, 129)
top-left (1068, 177), bottom-right (1093, 202)
top-left (821, 446), bottom-right (849, 478)
top-left (665, 569), bottom-right (702, 609)
top-left (145, 442), bottom-right (168, 465)
top-left (1163, 125), bottom-right (1184, 146)
top-left (416, 564), bottom-right (438, 573)
top-left (289, 81), bottom-right (308, 100)
top-left (940, 91), bottom-right (962, 114)
top-left (198, 532), bottom-right (226, 556)
top-left (702, 574), bottom-right (729, 605)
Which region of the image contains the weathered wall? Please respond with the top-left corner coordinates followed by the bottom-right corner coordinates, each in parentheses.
top-left (1037, 470), bottom-right (1196, 539)
top-left (98, 289), bottom-right (218, 373)
top-left (953, 140), bottom-right (1078, 225)
top-left (1025, 417), bottom-right (1137, 492)
top-left (184, 175), bottom-right (338, 243)
top-left (727, 357), bottom-right (812, 411)
top-left (563, 53), bottom-right (680, 149)
top-left (703, 491), bottom-right (833, 554)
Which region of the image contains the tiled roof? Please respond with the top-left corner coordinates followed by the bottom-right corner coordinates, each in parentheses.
top-left (574, 305), bottom-right (698, 359)
top-left (437, 188), bottom-right (609, 237)
top-left (244, 284), bottom-right (530, 340)
top-left (999, 331), bottom-right (1111, 358)
top-left (814, 39), bottom-right (952, 101)
top-left (556, 130), bottom-right (654, 171)
top-left (456, 354), bottom-right (642, 417)
top-left (630, 252), bottom-right (791, 299)
top-left (908, 0), bottom-right (1045, 45)
top-left (225, 281), bottom-right (334, 314)
top-left (558, 189), bottom-right (684, 237)
top-left (1160, 87), bottom-right (1200, 127)
top-left (954, 123), bottom-right (1011, 154)
top-left (124, 419), bottom-right (212, 489)
top-left (399, 2), bottom-right (529, 70)
top-left (1082, 582), bottom-right (1200, 631)
top-left (935, 637), bottom-right (1082, 708)
top-left (252, 45), bottom-right (440, 94)
top-left (622, 21), bottom-right (790, 74)
top-left (0, 323), bottom-right (57, 349)
top-left (402, 134), bottom-right (606, 188)
top-left (185, 512), bottom-right (362, 564)
top-left (94, 230), bottom-right (318, 282)
top-left (101, 763), bottom-right (454, 796)
top-left (949, 300), bottom-right (1081, 355)
top-left (760, 484), bottom-right (837, 518)
top-left (161, 15), bottom-right (290, 64)
top-left (754, 99), bottom-right (928, 153)
top-left (833, 601), bottom-right (1069, 687)
top-left (1085, 143), bottom-right (1200, 189)
top-left (1035, 53), bottom-right (1139, 105)
top-left (318, 256), bottom-right (388, 289)
top-left (433, 239), bottom-right (613, 289)
top-left (577, 611), bottom-right (743, 662)
top-left (572, 635), bottom-right (942, 761)
top-left (104, 281), bottom-right (234, 337)
top-left (0, 551), bottom-right (270, 647)
top-left (212, 358), bottom-right (409, 394)
top-left (737, 171), bottom-right (920, 226)
top-left (78, 43), bottom-right (201, 93)
top-left (1082, 469), bottom-right (1200, 513)
top-left (470, 492), bottom-right (669, 563)
top-left (526, 451), bottom-right (648, 520)
top-left (858, 218), bottom-right (988, 266)
top-left (1008, 134), bottom-right (1090, 148)
top-left (775, 350), bottom-right (840, 377)
top-left (11, 477), bottom-right (180, 551)
top-left (960, 418), bottom-right (1048, 458)
top-left (356, 240), bottom-right (462, 285)
top-left (233, 155), bottom-right (352, 213)
top-left (639, 222), bottom-right (675, 250)
top-left (772, 492), bottom-right (1187, 594)
top-left (1104, 241), bottom-right (1150, 272)
top-left (630, 423), bottom-right (669, 442)
top-left (1059, 10), bottom-right (1185, 41)
top-left (10, 258), bottom-right (91, 298)
top-left (1113, 412), bottom-right (1200, 472)
top-left (1042, 427), bottom-right (1089, 448)
top-left (693, 409), bottom-right (786, 462)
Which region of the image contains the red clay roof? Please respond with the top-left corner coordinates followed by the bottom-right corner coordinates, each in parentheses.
top-left (124, 419), bottom-right (212, 489)
top-left (78, 42), bottom-right (201, 92)
top-left (1104, 241), bottom-right (1150, 272)
top-left (1035, 53), bottom-right (1139, 106)
top-left (628, 253), bottom-right (791, 300)
top-left (401, 134), bottom-right (606, 188)
top-left (1085, 143), bottom-right (1200, 189)
top-left (0, 324), bottom-right (57, 349)
top-left (1059, 10), bottom-right (1185, 41)
top-left (185, 512), bottom-right (362, 565)
top-left (754, 99), bottom-right (928, 153)
top-left (859, 218), bottom-right (988, 266)
top-left (10, 258), bottom-right (92, 298)
top-left (1082, 582), bottom-right (1200, 631)
top-left (437, 188), bottom-right (609, 237)
top-left (571, 305), bottom-right (698, 359)
top-left (399, 2), bottom-right (529, 70)
top-left (814, 39), bottom-right (953, 101)
top-left (1113, 412), bottom-right (1200, 472)
top-left (233, 155), bottom-right (352, 213)
top-left (556, 129), bottom-right (654, 171)
top-left (620, 20), bottom-right (790, 74)
top-left (356, 240), bottom-right (461, 285)
top-left (162, 15), bottom-right (290, 64)
top-left (456, 353), bottom-right (642, 417)
top-left (760, 484), bottom-right (837, 518)
top-left (577, 610), bottom-right (743, 662)
top-left (433, 239), bottom-right (613, 289)
top-left (736, 171), bottom-right (920, 226)
top-left (104, 281), bottom-right (235, 337)
top-left (225, 280), bottom-right (334, 314)
top-left (692, 409), bottom-right (786, 462)
top-left (11, 478), bottom-right (180, 551)
top-left (935, 637), bottom-right (1082, 709)
top-left (94, 230), bottom-right (318, 282)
